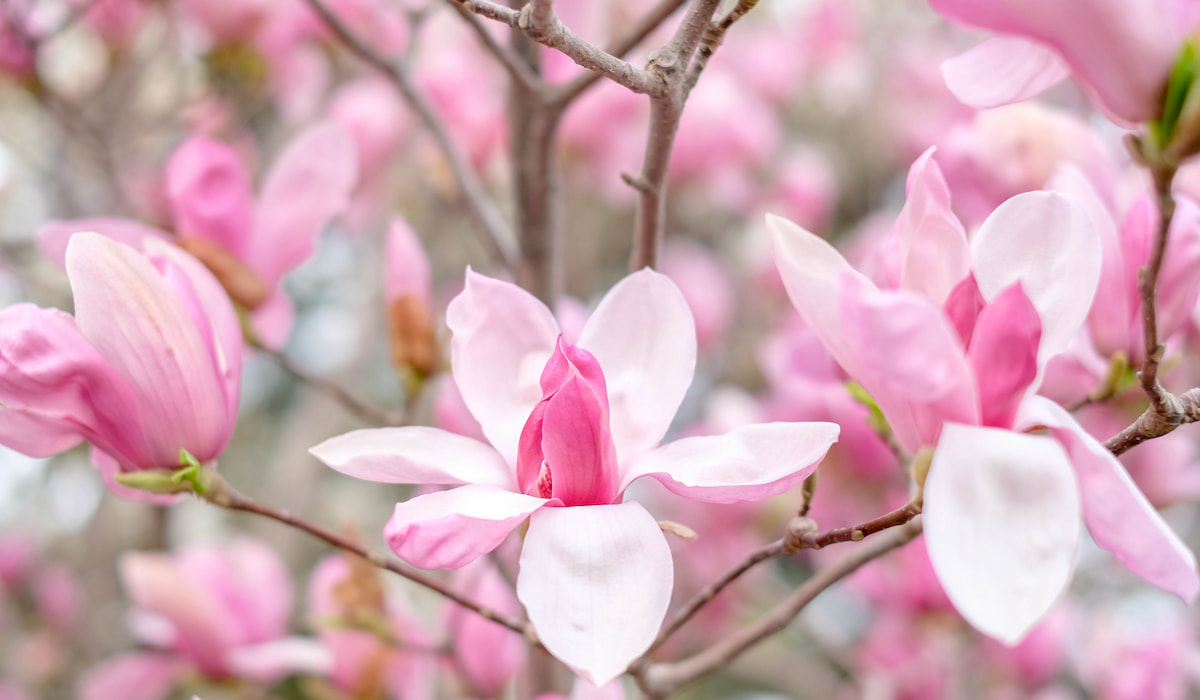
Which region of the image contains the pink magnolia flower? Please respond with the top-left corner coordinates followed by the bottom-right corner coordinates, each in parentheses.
top-left (930, 0), bottom-right (1200, 123)
top-left (770, 149), bottom-right (1199, 644)
top-left (445, 559), bottom-right (526, 696)
top-left (80, 539), bottom-right (329, 700)
top-left (164, 121), bottom-right (358, 347)
top-left (311, 268), bottom-right (840, 684)
top-left (0, 232), bottom-right (241, 496)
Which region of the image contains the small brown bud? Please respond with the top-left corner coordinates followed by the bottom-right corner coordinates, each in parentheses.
top-left (176, 236), bottom-right (270, 309)
top-left (388, 295), bottom-right (438, 376)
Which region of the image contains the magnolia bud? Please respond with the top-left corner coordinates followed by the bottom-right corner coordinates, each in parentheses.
top-left (176, 236), bottom-right (270, 309)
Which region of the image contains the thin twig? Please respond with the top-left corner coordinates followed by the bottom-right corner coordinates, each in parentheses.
top-left (627, 0), bottom-right (723, 271)
top-left (640, 540), bottom-right (787, 662)
top-left (256, 344), bottom-right (402, 427)
top-left (439, 0), bottom-right (542, 92)
top-left (457, 0), bottom-right (521, 25)
top-left (1103, 387), bottom-right (1200, 456)
top-left (205, 481), bottom-right (539, 642)
top-left (792, 500), bottom-right (923, 551)
top-left (300, 0), bottom-right (519, 268)
top-left (635, 519), bottom-right (923, 699)
top-left (1138, 160), bottom-right (1180, 411)
top-left (682, 0), bottom-right (759, 96)
top-left (553, 0), bottom-right (691, 106)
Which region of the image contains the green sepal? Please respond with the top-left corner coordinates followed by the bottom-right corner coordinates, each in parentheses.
top-left (112, 451), bottom-right (217, 496)
top-left (1153, 39), bottom-right (1200, 150)
top-left (845, 380), bottom-right (890, 435)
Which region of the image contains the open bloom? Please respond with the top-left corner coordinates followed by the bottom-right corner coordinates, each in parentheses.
top-left (0, 233), bottom-right (241, 495)
top-left (929, 0), bottom-right (1199, 124)
top-left (80, 539), bottom-right (330, 700)
top-left (769, 149), bottom-right (1199, 644)
top-left (311, 268), bottom-right (839, 684)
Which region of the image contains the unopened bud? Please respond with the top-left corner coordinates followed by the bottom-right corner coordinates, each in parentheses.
top-left (388, 295), bottom-right (438, 376)
top-left (176, 236), bottom-right (270, 309)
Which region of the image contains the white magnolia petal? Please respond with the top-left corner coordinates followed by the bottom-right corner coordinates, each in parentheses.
top-left (941, 36), bottom-right (1070, 109)
top-left (970, 191), bottom-right (1100, 382)
top-left (1018, 396), bottom-right (1200, 601)
top-left (577, 269), bottom-right (697, 458)
top-left (518, 503), bottom-right (672, 685)
top-left (385, 485), bottom-right (548, 569)
top-left (446, 269), bottom-right (560, 467)
top-left (924, 423), bottom-right (1080, 644)
top-left (311, 427), bottom-right (514, 489)
top-left (622, 421), bottom-right (839, 503)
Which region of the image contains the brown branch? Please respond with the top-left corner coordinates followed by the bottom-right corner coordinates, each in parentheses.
top-left (203, 476), bottom-right (539, 642)
top-left (791, 500), bottom-right (923, 551)
top-left (1138, 160), bottom-right (1180, 411)
top-left (255, 344), bottom-right (403, 427)
top-left (627, 0), bottom-right (723, 271)
top-left (439, 0), bottom-right (542, 92)
top-left (635, 519), bottom-right (923, 699)
top-left (1103, 387), bottom-right (1200, 456)
top-left (458, 0), bottom-right (521, 25)
top-left (300, 0), bottom-right (518, 268)
top-left (553, 0), bottom-right (690, 106)
top-left (682, 0), bottom-right (759, 96)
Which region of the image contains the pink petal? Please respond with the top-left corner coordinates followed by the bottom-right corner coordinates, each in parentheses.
top-left (384, 484), bottom-right (548, 569)
top-left (249, 290), bottom-right (295, 350)
top-left (385, 217), bottom-right (431, 304)
top-left (517, 503), bottom-right (672, 685)
top-left (837, 275), bottom-right (979, 451)
top-left (968, 282), bottom-right (1041, 429)
top-left (1046, 166), bottom-right (1131, 358)
top-left (225, 638), bottom-right (333, 683)
top-left (1018, 397), bottom-right (1200, 602)
top-left (928, 0), bottom-right (1184, 123)
top-left (577, 269), bottom-right (696, 459)
top-left (924, 423), bottom-right (1081, 644)
top-left (537, 374), bottom-right (620, 506)
top-left (120, 552), bottom-right (239, 676)
top-left (943, 273), bottom-right (985, 348)
top-left (1158, 197), bottom-right (1200, 343)
top-left (941, 36), bottom-right (1070, 110)
top-left (446, 269), bottom-right (560, 466)
top-left (78, 652), bottom-right (183, 700)
top-left (622, 421), bottom-right (839, 503)
top-left (768, 213), bottom-right (876, 378)
top-left (165, 136), bottom-right (255, 257)
top-left (37, 218), bottom-right (168, 269)
top-left (970, 191), bottom-right (1100, 381)
top-left (448, 559), bottom-right (526, 696)
top-left (143, 237), bottom-right (243, 438)
top-left (187, 538), bottom-right (293, 645)
top-left (67, 233), bottom-right (229, 466)
top-left (885, 147), bottom-right (971, 303)
top-left (311, 427), bottom-right (515, 489)
top-left (0, 304), bottom-right (150, 467)
top-left (250, 121), bottom-right (358, 286)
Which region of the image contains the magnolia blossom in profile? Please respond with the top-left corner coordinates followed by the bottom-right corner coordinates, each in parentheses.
top-left (929, 0), bottom-right (1199, 124)
top-left (769, 148), bottom-right (1199, 645)
top-left (0, 233), bottom-right (241, 496)
top-left (80, 539), bottom-right (329, 700)
top-left (311, 268), bottom-right (840, 684)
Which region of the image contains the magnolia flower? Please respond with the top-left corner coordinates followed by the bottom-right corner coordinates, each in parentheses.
top-left (312, 268), bottom-right (840, 684)
top-left (0, 233), bottom-right (241, 496)
top-left (769, 149), bottom-right (1199, 644)
top-left (80, 539), bottom-right (330, 700)
top-left (929, 0), bottom-right (1198, 124)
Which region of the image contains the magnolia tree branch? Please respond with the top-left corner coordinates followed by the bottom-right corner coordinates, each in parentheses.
top-left (637, 500), bottom-right (923, 667)
top-left (553, 0), bottom-right (691, 106)
top-left (253, 344), bottom-right (403, 427)
top-left (635, 519), bottom-right (924, 699)
top-left (682, 0), bottom-right (758, 96)
top-left (1138, 158), bottom-right (1180, 411)
top-left (440, 0), bottom-right (543, 92)
top-left (300, 0), bottom-right (519, 268)
top-left (201, 475), bottom-right (539, 642)
top-left (1104, 387), bottom-right (1200, 455)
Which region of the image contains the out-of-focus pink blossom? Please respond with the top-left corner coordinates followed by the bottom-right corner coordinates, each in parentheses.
top-left (81, 539), bottom-right (329, 700)
top-left (659, 239), bottom-right (735, 354)
top-left (312, 268), bottom-right (839, 684)
top-left (0, 233), bottom-right (241, 496)
top-left (445, 559), bottom-right (525, 696)
top-left (930, 0), bottom-right (1198, 124)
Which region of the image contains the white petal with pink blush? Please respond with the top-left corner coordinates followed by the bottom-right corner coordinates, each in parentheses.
top-left (924, 422), bottom-right (1081, 645)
